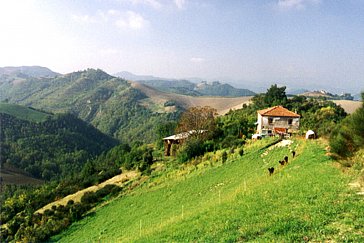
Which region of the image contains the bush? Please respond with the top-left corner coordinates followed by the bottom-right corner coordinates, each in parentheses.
top-left (238, 148), bottom-right (244, 156)
top-left (222, 151), bottom-right (228, 163)
top-left (330, 96), bottom-right (364, 158)
top-left (177, 138), bottom-right (205, 163)
top-left (220, 135), bottom-right (245, 149)
top-left (80, 191), bottom-right (98, 205)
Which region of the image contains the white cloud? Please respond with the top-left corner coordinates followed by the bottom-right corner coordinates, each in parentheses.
top-left (190, 57), bottom-right (205, 63)
top-left (115, 11), bottom-right (148, 30)
top-left (277, 0), bottom-right (321, 10)
top-left (174, 0), bottom-right (186, 9)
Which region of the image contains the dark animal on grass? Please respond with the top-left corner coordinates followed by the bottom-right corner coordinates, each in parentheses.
top-left (292, 150), bottom-right (296, 158)
top-left (279, 160), bottom-right (285, 165)
top-left (284, 156), bottom-right (288, 164)
top-left (268, 167), bottom-right (274, 175)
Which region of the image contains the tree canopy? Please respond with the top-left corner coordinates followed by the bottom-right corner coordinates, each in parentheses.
top-left (176, 106), bottom-right (217, 140)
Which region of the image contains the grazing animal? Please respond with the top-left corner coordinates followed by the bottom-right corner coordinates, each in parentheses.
top-left (279, 160), bottom-right (285, 165)
top-left (292, 150), bottom-right (296, 158)
top-left (268, 167), bottom-right (274, 175)
top-left (284, 156), bottom-right (289, 164)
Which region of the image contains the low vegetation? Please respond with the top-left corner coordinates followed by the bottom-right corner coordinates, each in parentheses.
top-left (52, 139), bottom-right (364, 242)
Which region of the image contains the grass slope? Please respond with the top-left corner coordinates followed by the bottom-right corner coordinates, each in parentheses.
top-left (0, 103), bottom-right (50, 122)
top-left (53, 139), bottom-right (364, 242)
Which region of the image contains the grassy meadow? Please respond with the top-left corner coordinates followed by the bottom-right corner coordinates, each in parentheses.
top-left (0, 102), bottom-right (51, 122)
top-left (52, 138), bottom-right (364, 242)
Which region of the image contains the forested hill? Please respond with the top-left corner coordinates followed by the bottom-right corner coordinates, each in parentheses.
top-left (0, 68), bottom-right (181, 143)
top-left (0, 111), bottom-right (118, 181)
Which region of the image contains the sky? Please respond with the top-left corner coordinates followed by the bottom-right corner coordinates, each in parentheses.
top-left (0, 0), bottom-right (363, 93)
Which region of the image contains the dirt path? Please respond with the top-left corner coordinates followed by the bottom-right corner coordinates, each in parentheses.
top-left (36, 171), bottom-right (138, 214)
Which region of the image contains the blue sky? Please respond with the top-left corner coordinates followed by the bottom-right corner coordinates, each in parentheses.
top-left (0, 0), bottom-right (363, 93)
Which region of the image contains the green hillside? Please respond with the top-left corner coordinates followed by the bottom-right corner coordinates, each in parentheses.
top-left (0, 69), bottom-right (181, 143)
top-left (0, 112), bottom-right (118, 181)
top-left (53, 139), bottom-right (364, 242)
top-left (0, 102), bottom-right (51, 122)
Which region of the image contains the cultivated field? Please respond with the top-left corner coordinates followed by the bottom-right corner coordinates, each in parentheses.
top-left (333, 100), bottom-right (362, 114)
top-left (130, 81), bottom-right (252, 115)
top-left (53, 139), bottom-right (364, 242)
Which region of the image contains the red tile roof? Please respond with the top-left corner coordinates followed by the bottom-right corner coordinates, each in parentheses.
top-left (258, 106), bottom-right (300, 118)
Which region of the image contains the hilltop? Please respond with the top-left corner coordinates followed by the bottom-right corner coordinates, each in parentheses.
top-left (52, 139), bottom-right (364, 242)
top-left (0, 66), bottom-right (59, 78)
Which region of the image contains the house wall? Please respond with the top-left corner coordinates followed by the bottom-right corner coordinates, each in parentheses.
top-left (257, 116), bottom-right (299, 134)
top-left (257, 113), bottom-right (263, 132)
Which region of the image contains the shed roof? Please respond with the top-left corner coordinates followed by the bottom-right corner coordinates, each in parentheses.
top-left (257, 106), bottom-right (300, 118)
top-left (163, 130), bottom-right (207, 140)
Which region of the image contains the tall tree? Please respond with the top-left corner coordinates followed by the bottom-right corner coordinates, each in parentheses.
top-left (176, 106), bottom-right (217, 140)
top-left (264, 84), bottom-right (287, 107)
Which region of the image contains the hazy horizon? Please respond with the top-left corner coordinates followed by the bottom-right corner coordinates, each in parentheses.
top-left (1, 0), bottom-right (363, 93)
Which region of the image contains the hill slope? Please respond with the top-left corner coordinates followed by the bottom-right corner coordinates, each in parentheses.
top-left (130, 81), bottom-right (252, 115)
top-left (0, 69), bottom-right (181, 143)
top-left (332, 100), bottom-right (362, 114)
top-left (53, 139), bottom-right (364, 242)
top-left (0, 111), bottom-right (118, 181)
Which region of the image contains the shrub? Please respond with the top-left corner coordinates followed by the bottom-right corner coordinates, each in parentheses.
top-left (80, 191), bottom-right (98, 205)
top-left (177, 138), bottom-right (205, 163)
top-left (222, 151), bottom-right (228, 163)
top-left (220, 135), bottom-right (245, 149)
top-left (238, 148), bottom-right (244, 156)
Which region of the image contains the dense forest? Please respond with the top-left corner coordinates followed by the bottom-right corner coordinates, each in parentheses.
top-left (0, 112), bottom-right (118, 180)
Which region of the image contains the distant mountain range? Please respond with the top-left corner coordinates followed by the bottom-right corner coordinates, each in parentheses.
top-left (114, 71), bottom-right (256, 97)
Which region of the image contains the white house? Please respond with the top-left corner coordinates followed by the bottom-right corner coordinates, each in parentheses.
top-left (256, 106), bottom-right (300, 137)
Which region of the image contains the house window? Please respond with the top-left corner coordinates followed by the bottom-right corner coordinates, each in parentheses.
top-left (288, 119), bottom-right (293, 125)
top-left (268, 118), bottom-right (273, 124)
